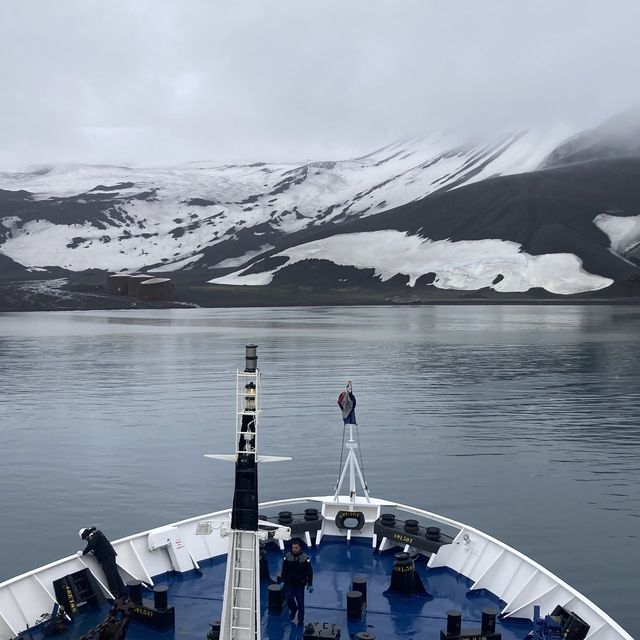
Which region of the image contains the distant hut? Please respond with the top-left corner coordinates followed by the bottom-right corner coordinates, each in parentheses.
top-left (127, 274), bottom-right (152, 297)
top-left (106, 273), bottom-right (131, 296)
top-left (137, 277), bottom-right (175, 301)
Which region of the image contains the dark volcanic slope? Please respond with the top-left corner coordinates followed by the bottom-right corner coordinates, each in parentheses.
top-left (244, 158), bottom-right (640, 285)
top-left (0, 253), bottom-right (27, 276)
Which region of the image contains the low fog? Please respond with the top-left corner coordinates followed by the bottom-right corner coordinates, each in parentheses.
top-left (1, 0), bottom-right (639, 168)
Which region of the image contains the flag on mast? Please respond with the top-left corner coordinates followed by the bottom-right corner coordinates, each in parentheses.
top-left (337, 381), bottom-right (357, 425)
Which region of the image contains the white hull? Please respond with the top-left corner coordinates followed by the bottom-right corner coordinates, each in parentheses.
top-left (0, 495), bottom-right (632, 640)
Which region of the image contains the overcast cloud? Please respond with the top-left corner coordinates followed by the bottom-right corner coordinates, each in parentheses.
top-left (1, 0), bottom-right (639, 169)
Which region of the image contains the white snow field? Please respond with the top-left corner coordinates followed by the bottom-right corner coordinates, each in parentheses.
top-left (210, 230), bottom-right (613, 295)
top-left (594, 213), bottom-right (640, 257)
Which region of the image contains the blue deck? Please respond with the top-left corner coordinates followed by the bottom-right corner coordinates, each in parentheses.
top-left (35, 539), bottom-right (533, 640)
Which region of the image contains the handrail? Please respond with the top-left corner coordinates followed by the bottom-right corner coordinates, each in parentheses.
top-left (0, 496), bottom-right (633, 640)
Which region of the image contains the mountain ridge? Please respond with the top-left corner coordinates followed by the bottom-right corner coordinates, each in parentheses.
top-left (0, 130), bottom-right (563, 273)
top-left (3, 112), bottom-right (640, 309)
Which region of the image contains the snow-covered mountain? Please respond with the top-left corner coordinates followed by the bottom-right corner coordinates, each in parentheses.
top-left (0, 131), bottom-right (563, 273)
top-left (3, 114), bottom-right (640, 304)
top-left (210, 154), bottom-right (640, 297)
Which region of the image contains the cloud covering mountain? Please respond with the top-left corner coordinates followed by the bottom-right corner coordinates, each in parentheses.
top-left (2, 113), bottom-right (640, 305)
top-left (3, 2), bottom-right (640, 169)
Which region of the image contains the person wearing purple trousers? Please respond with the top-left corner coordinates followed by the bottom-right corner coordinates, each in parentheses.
top-left (281, 540), bottom-right (313, 625)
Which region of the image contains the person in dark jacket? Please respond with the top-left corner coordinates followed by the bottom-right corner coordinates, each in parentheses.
top-left (77, 527), bottom-right (125, 598)
top-left (280, 540), bottom-right (313, 625)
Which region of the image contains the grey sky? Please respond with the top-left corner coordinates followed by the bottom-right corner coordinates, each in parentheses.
top-left (1, 0), bottom-right (639, 169)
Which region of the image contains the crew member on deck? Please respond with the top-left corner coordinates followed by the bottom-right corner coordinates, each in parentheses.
top-left (77, 527), bottom-right (125, 598)
top-left (281, 539), bottom-right (313, 626)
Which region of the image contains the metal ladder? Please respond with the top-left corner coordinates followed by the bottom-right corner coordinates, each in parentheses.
top-left (220, 361), bottom-right (262, 640)
top-left (217, 348), bottom-right (291, 640)
top-left (225, 530), bottom-right (260, 640)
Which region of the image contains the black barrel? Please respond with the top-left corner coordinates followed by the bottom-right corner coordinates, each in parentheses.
top-left (127, 580), bottom-right (143, 605)
top-left (446, 610), bottom-right (462, 636)
top-left (278, 511), bottom-right (293, 525)
top-left (154, 585), bottom-right (168, 610)
top-left (481, 608), bottom-right (497, 634)
top-left (346, 590), bottom-right (364, 620)
top-left (352, 576), bottom-right (367, 605)
top-left (356, 634), bottom-right (376, 640)
top-left (304, 508), bottom-right (319, 521)
top-left (268, 583), bottom-right (284, 614)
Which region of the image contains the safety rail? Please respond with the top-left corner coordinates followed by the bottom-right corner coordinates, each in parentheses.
top-left (0, 497), bottom-right (633, 640)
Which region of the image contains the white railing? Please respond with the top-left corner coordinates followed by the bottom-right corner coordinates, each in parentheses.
top-left (0, 499), bottom-right (312, 640)
top-left (0, 497), bottom-right (633, 640)
top-left (387, 501), bottom-right (633, 640)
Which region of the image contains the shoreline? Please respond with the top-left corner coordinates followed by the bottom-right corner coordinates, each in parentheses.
top-left (2, 292), bottom-right (640, 313)
top-left (2, 270), bottom-right (640, 312)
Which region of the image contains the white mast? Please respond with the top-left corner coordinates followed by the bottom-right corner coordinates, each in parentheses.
top-left (334, 383), bottom-right (370, 503)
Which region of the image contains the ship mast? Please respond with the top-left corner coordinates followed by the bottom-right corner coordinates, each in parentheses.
top-left (207, 346), bottom-right (291, 640)
top-left (334, 383), bottom-right (370, 503)
top-left (334, 422), bottom-right (370, 503)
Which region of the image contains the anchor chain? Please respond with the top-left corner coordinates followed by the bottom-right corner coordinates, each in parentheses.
top-left (79, 599), bottom-right (134, 640)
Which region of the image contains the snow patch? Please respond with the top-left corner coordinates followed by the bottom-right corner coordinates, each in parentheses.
top-left (151, 253), bottom-right (204, 271)
top-left (1, 216), bottom-right (21, 229)
top-left (209, 230), bottom-right (612, 295)
top-left (594, 213), bottom-right (640, 254)
top-left (212, 245), bottom-right (275, 268)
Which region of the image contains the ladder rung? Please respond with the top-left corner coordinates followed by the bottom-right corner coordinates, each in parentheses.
top-left (234, 567), bottom-right (253, 571)
top-left (233, 586), bottom-right (252, 591)
top-left (235, 548), bottom-right (254, 551)
top-left (231, 626), bottom-right (251, 631)
top-left (232, 606), bottom-right (253, 611)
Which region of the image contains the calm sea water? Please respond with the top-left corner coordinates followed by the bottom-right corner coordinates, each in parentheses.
top-left (1, 306), bottom-right (639, 636)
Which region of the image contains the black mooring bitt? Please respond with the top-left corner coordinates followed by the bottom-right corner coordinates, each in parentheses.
top-left (384, 552), bottom-right (429, 597)
top-left (440, 609), bottom-right (501, 640)
top-left (346, 590), bottom-right (365, 620)
top-left (267, 583), bottom-right (284, 613)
